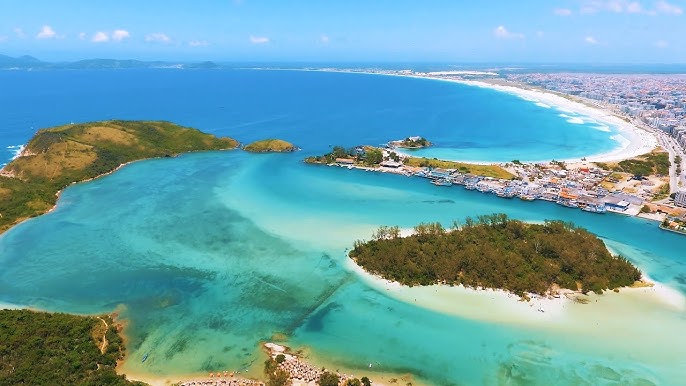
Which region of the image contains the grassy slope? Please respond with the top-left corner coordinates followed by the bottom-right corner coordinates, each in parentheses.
top-left (243, 139), bottom-right (296, 153)
top-left (0, 120), bottom-right (238, 234)
top-left (403, 156), bottom-right (515, 179)
top-left (595, 149), bottom-right (670, 176)
top-left (0, 309), bottom-right (147, 386)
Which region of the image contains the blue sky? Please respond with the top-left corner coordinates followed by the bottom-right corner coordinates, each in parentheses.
top-left (1, 0), bottom-right (685, 63)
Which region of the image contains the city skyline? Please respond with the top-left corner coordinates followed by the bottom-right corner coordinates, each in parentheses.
top-left (1, 0), bottom-right (685, 63)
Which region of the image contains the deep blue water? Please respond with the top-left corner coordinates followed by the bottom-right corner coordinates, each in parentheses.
top-left (0, 69), bottom-right (616, 165)
top-left (0, 69), bottom-right (684, 385)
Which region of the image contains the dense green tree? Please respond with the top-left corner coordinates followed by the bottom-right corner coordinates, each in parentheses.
top-left (345, 378), bottom-right (362, 386)
top-left (318, 371), bottom-right (340, 386)
top-left (349, 214), bottom-right (641, 296)
top-left (361, 376), bottom-right (372, 386)
top-left (0, 309), bottom-right (146, 386)
top-left (267, 369), bottom-right (291, 386)
top-left (363, 149), bottom-right (383, 166)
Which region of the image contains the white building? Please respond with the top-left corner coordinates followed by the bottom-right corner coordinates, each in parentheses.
top-left (675, 189), bottom-right (686, 207)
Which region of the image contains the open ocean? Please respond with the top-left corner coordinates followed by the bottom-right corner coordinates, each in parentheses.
top-left (0, 69), bottom-right (684, 385)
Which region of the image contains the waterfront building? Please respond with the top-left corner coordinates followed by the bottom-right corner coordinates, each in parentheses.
top-left (675, 190), bottom-right (686, 207)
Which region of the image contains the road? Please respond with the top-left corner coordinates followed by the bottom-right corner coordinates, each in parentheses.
top-left (633, 118), bottom-right (685, 193)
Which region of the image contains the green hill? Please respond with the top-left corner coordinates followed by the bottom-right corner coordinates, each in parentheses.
top-left (0, 120), bottom-right (238, 234)
top-left (243, 139), bottom-right (296, 153)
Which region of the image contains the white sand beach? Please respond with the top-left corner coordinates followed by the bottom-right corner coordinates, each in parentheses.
top-left (346, 256), bottom-right (686, 329)
top-left (450, 79), bottom-right (659, 163)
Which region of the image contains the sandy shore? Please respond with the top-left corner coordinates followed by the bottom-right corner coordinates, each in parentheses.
top-left (448, 79), bottom-right (658, 163)
top-left (345, 253), bottom-right (686, 329)
top-left (0, 301), bottom-right (21, 310)
top-left (346, 257), bottom-right (570, 325)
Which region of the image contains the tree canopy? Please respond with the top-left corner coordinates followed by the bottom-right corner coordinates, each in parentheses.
top-left (0, 309), bottom-right (146, 386)
top-left (349, 214), bottom-right (641, 296)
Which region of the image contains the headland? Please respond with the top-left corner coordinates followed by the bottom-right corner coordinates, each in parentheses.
top-left (0, 120), bottom-right (238, 234)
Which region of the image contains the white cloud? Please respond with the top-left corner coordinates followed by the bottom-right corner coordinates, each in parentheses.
top-left (249, 35), bottom-right (270, 44)
top-left (536, 31), bottom-right (545, 38)
top-left (493, 25), bottom-right (525, 39)
top-left (626, 1), bottom-right (643, 13)
top-left (654, 39), bottom-right (669, 48)
top-left (656, 0), bottom-right (683, 14)
top-left (112, 30), bottom-right (130, 42)
top-left (145, 33), bottom-right (172, 43)
top-left (580, 0), bottom-right (682, 15)
top-left (554, 8), bottom-right (573, 16)
top-left (580, 0), bottom-right (641, 13)
top-left (0, 36), bottom-right (7, 42)
top-left (36, 25), bottom-right (57, 39)
top-left (78, 32), bottom-right (86, 40)
top-left (585, 36), bottom-right (599, 44)
top-left (14, 28), bottom-right (26, 39)
top-left (320, 35), bottom-right (330, 44)
top-left (92, 31), bottom-right (109, 43)
top-left (189, 40), bottom-right (209, 47)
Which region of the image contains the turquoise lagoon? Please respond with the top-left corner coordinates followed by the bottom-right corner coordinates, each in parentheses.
top-left (0, 70), bottom-right (685, 385)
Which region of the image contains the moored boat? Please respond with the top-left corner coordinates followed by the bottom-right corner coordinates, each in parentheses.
top-left (431, 178), bottom-right (453, 187)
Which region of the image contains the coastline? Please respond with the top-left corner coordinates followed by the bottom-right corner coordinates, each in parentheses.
top-left (0, 146), bottom-right (238, 237)
top-left (277, 67), bottom-right (659, 164)
top-left (450, 79), bottom-right (658, 163)
top-left (345, 251), bottom-right (685, 327)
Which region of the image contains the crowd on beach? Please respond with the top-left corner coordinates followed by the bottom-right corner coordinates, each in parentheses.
top-left (177, 373), bottom-right (264, 386)
top-left (265, 343), bottom-right (360, 386)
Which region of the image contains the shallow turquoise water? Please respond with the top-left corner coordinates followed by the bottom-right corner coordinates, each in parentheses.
top-left (0, 70), bottom-right (684, 385)
top-left (1, 151), bottom-right (684, 385)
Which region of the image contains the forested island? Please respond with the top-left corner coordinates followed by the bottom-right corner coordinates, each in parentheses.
top-left (0, 120), bottom-right (238, 234)
top-left (243, 139), bottom-right (297, 153)
top-left (0, 309), bottom-right (146, 386)
top-left (349, 214), bottom-right (642, 296)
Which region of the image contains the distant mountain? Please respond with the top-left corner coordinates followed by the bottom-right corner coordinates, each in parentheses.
top-left (0, 54), bottom-right (45, 67)
top-left (0, 54), bottom-right (218, 70)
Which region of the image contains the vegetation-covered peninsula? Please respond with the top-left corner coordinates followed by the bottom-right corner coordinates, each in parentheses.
top-left (305, 145), bottom-right (514, 179)
top-left (349, 214), bottom-right (641, 296)
top-left (243, 139), bottom-right (297, 153)
top-left (0, 120), bottom-right (238, 234)
top-left (0, 309), bottom-right (146, 386)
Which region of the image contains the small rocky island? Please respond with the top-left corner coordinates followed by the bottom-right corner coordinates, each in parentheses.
top-left (388, 136), bottom-right (431, 149)
top-left (243, 139), bottom-right (297, 153)
top-left (349, 214), bottom-right (642, 297)
top-left (0, 120), bottom-right (238, 234)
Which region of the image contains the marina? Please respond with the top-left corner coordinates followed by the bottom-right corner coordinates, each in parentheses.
top-left (326, 157), bottom-right (624, 217)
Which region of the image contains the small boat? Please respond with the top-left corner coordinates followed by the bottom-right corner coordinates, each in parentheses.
top-left (142, 353), bottom-right (149, 363)
top-left (432, 178), bottom-right (453, 187)
top-left (582, 204), bottom-right (606, 214)
top-left (557, 199), bottom-right (578, 208)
